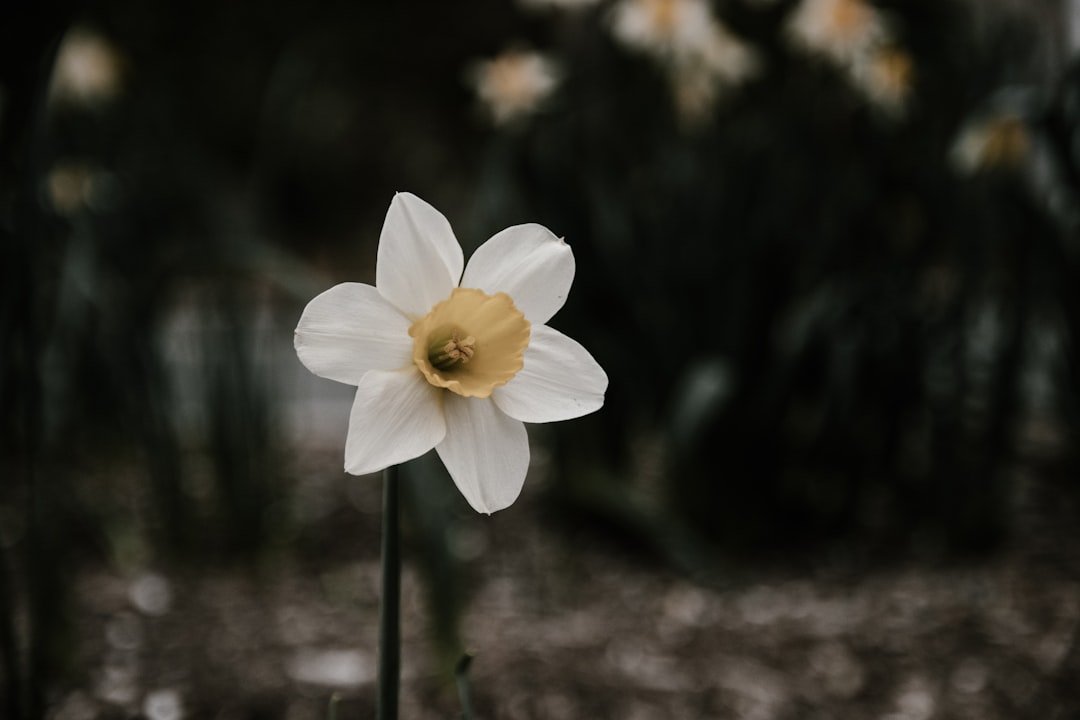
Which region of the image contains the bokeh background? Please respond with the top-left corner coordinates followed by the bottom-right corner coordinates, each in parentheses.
top-left (4, 0), bottom-right (1080, 717)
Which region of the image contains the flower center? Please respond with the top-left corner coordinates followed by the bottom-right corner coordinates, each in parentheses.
top-left (409, 287), bottom-right (531, 398)
top-left (429, 332), bottom-right (477, 370)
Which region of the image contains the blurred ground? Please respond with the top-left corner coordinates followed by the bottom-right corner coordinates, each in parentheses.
top-left (53, 446), bottom-right (1080, 720)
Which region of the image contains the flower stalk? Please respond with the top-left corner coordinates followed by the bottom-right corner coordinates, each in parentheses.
top-left (455, 653), bottom-right (476, 720)
top-left (377, 464), bottom-right (400, 720)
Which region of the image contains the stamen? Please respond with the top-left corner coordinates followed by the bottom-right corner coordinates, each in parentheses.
top-left (429, 332), bottom-right (477, 371)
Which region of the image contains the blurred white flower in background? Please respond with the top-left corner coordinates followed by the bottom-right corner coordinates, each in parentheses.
top-left (950, 112), bottom-right (1031, 175)
top-left (48, 26), bottom-right (124, 107)
top-left (694, 21), bottom-right (762, 88)
top-left (787, 0), bottom-right (915, 118)
top-left (609, 0), bottom-right (760, 123)
top-left (610, 0), bottom-right (716, 58)
top-left (609, 0), bottom-right (757, 75)
top-left (850, 45), bottom-right (915, 118)
top-left (786, 0), bottom-right (890, 67)
top-left (467, 49), bottom-right (562, 125)
top-left (45, 161), bottom-right (118, 216)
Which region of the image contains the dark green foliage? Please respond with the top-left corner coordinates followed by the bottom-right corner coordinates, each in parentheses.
top-left (474, 0), bottom-right (1077, 558)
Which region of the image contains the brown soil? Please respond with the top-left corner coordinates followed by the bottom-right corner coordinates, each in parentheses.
top-left (49, 450), bottom-right (1080, 720)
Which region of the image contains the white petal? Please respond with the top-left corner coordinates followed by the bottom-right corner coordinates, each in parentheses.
top-left (295, 283), bottom-right (413, 385)
top-left (344, 369), bottom-right (446, 475)
top-left (376, 192), bottom-right (464, 319)
top-left (460, 223), bottom-right (574, 325)
top-left (493, 324), bottom-right (607, 423)
top-left (436, 395), bottom-right (529, 514)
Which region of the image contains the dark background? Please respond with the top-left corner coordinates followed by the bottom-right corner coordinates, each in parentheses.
top-left (4, 0), bottom-right (1080, 718)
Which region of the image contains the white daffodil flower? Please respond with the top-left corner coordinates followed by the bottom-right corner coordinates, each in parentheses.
top-left (295, 193), bottom-right (607, 514)
top-left (466, 49), bottom-right (562, 125)
top-left (950, 113), bottom-right (1030, 175)
top-left (609, 0), bottom-right (760, 123)
top-left (48, 27), bottom-right (125, 107)
top-left (785, 0), bottom-right (890, 68)
top-left (610, 0), bottom-right (712, 58)
top-left (850, 45), bottom-right (914, 118)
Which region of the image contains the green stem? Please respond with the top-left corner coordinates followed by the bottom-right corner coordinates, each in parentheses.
top-left (455, 653), bottom-right (475, 720)
top-left (377, 465), bottom-right (400, 720)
